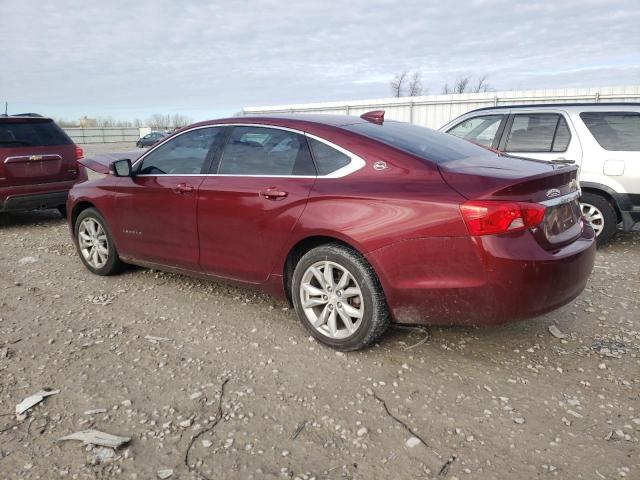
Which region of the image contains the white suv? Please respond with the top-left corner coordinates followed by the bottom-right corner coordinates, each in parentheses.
top-left (440, 104), bottom-right (640, 245)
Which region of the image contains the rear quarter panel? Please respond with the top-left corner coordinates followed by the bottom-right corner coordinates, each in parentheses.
top-left (278, 138), bottom-right (469, 273)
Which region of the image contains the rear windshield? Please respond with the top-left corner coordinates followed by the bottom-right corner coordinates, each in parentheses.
top-left (344, 120), bottom-right (493, 163)
top-left (580, 112), bottom-right (640, 151)
top-left (0, 120), bottom-right (72, 147)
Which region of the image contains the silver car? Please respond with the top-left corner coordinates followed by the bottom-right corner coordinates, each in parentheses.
top-left (440, 103), bottom-right (640, 245)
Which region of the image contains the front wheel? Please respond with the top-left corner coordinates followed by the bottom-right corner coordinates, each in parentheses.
top-left (74, 208), bottom-right (123, 275)
top-left (580, 192), bottom-right (617, 247)
top-left (291, 243), bottom-right (390, 351)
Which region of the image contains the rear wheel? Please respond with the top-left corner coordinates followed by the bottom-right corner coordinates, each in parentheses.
top-left (291, 243), bottom-right (390, 351)
top-left (580, 192), bottom-right (617, 246)
top-left (74, 208), bottom-right (123, 275)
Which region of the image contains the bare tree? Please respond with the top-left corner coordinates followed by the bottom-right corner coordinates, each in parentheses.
top-left (442, 75), bottom-right (492, 94)
top-left (170, 113), bottom-right (192, 128)
top-left (145, 113), bottom-right (192, 130)
top-left (407, 72), bottom-right (424, 96)
top-left (146, 113), bottom-right (171, 130)
top-left (472, 74), bottom-right (491, 93)
top-left (390, 71), bottom-right (409, 97)
top-left (454, 76), bottom-right (471, 94)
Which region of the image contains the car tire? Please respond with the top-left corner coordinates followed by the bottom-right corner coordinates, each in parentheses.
top-left (580, 192), bottom-right (617, 247)
top-left (291, 243), bottom-right (390, 351)
top-left (74, 207), bottom-right (123, 275)
top-left (57, 205), bottom-right (67, 218)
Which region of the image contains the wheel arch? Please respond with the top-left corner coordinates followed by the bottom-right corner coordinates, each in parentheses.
top-left (580, 183), bottom-right (624, 223)
top-left (71, 200), bottom-right (97, 229)
top-left (282, 235), bottom-right (373, 305)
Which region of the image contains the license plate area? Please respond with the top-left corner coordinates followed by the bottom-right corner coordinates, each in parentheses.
top-left (538, 198), bottom-right (582, 247)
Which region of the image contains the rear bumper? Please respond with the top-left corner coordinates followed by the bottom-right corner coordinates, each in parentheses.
top-left (368, 226), bottom-right (596, 326)
top-left (0, 174), bottom-right (86, 212)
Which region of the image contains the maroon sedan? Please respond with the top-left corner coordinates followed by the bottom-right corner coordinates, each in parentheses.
top-left (68, 112), bottom-right (595, 350)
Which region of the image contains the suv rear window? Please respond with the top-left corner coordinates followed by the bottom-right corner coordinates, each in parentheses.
top-left (344, 121), bottom-right (491, 164)
top-left (0, 120), bottom-right (72, 147)
top-left (580, 112), bottom-right (640, 151)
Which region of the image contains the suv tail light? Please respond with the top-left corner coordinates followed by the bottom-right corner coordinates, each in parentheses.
top-left (75, 145), bottom-right (84, 160)
top-left (460, 200), bottom-right (546, 236)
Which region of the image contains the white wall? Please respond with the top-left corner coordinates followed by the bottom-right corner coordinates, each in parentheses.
top-left (243, 85), bottom-right (640, 129)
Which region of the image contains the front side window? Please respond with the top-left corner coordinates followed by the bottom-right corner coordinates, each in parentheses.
top-left (138, 127), bottom-right (219, 175)
top-left (504, 114), bottom-right (571, 153)
top-left (580, 112), bottom-right (640, 151)
top-left (218, 126), bottom-right (315, 176)
top-left (447, 115), bottom-right (504, 147)
top-left (308, 138), bottom-right (351, 175)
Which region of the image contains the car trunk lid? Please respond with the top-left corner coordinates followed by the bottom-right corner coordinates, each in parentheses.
top-left (439, 153), bottom-right (583, 248)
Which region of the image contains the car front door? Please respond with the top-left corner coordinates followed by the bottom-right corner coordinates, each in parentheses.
top-left (498, 111), bottom-right (583, 165)
top-left (446, 114), bottom-right (508, 149)
top-left (198, 125), bottom-right (317, 283)
top-left (114, 126), bottom-right (222, 269)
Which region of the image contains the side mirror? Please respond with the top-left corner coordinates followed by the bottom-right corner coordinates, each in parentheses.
top-left (111, 159), bottom-right (133, 177)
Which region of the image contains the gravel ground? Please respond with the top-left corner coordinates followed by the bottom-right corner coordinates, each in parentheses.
top-left (0, 143), bottom-right (638, 479)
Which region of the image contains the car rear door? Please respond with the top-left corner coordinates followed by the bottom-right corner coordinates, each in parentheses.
top-left (0, 118), bottom-right (78, 187)
top-left (197, 125), bottom-right (316, 283)
top-left (113, 126), bottom-right (222, 269)
top-left (497, 111), bottom-right (583, 165)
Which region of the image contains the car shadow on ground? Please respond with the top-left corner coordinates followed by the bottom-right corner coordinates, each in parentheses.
top-left (0, 209), bottom-right (65, 228)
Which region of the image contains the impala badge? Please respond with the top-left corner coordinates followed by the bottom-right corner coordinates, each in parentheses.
top-left (546, 188), bottom-right (561, 198)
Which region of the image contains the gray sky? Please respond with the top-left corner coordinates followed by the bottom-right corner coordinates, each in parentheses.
top-left (1, 0), bottom-right (639, 122)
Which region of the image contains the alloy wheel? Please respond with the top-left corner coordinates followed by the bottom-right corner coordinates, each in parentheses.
top-left (78, 218), bottom-right (109, 269)
top-left (581, 202), bottom-right (604, 236)
top-left (299, 260), bottom-right (364, 339)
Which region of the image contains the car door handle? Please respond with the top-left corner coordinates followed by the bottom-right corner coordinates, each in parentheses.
top-left (173, 183), bottom-right (195, 194)
top-left (259, 188), bottom-right (288, 200)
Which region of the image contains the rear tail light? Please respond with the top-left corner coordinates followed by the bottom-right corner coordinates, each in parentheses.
top-left (460, 200), bottom-right (546, 236)
top-left (75, 145), bottom-right (84, 160)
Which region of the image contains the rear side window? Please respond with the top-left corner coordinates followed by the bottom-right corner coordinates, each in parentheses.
top-left (345, 121), bottom-right (491, 164)
top-left (0, 120), bottom-right (72, 147)
top-left (580, 112), bottom-right (640, 151)
top-left (218, 126), bottom-right (316, 176)
top-left (139, 127), bottom-right (220, 175)
top-left (447, 115), bottom-right (504, 147)
top-left (308, 138), bottom-right (350, 175)
top-left (504, 114), bottom-right (571, 153)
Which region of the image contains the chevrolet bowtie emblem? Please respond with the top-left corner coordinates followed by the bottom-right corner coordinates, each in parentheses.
top-left (29, 155), bottom-right (43, 161)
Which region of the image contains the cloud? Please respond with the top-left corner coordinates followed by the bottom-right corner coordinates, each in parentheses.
top-left (0, 0), bottom-right (638, 120)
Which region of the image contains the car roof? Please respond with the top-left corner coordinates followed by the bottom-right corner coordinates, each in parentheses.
top-left (0, 114), bottom-right (53, 123)
top-left (189, 113), bottom-right (369, 131)
top-left (465, 102), bottom-right (640, 114)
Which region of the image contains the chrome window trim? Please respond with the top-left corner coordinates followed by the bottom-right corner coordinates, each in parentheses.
top-left (540, 189), bottom-right (581, 206)
top-left (132, 123), bottom-right (365, 179)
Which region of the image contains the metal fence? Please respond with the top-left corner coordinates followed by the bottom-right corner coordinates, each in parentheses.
top-left (243, 85), bottom-right (640, 129)
top-left (63, 127), bottom-right (150, 144)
